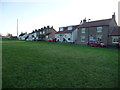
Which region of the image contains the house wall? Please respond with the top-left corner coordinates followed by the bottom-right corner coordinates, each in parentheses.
top-left (40, 28), bottom-right (57, 40)
top-left (28, 34), bottom-right (33, 41)
top-left (48, 29), bottom-right (57, 39)
top-left (55, 34), bottom-right (63, 42)
top-left (108, 36), bottom-right (113, 46)
top-left (108, 18), bottom-right (117, 45)
top-left (33, 32), bottom-right (37, 38)
top-left (19, 34), bottom-right (28, 40)
top-left (72, 28), bottom-right (78, 43)
top-left (64, 33), bottom-right (72, 42)
top-left (76, 28), bottom-right (88, 45)
top-left (55, 33), bottom-right (73, 42)
top-left (76, 26), bottom-right (109, 45)
top-left (55, 34), bottom-right (59, 40)
top-left (108, 35), bottom-right (120, 46)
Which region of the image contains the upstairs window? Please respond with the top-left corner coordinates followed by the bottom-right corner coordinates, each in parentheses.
top-left (68, 26), bottom-right (72, 30)
top-left (60, 27), bottom-right (63, 31)
top-left (97, 27), bottom-right (103, 33)
top-left (81, 28), bottom-right (86, 33)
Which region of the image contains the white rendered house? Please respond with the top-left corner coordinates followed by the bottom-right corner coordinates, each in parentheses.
top-left (55, 25), bottom-right (79, 43)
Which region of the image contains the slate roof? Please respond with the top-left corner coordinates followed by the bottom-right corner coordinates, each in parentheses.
top-left (78, 18), bottom-right (112, 28)
top-left (19, 33), bottom-right (27, 36)
top-left (56, 18), bottom-right (112, 34)
top-left (56, 25), bottom-right (80, 34)
top-left (110, 26), bottom-right (120, 36)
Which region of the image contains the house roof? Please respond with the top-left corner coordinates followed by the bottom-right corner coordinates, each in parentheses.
top-left (35, 27), bottom-right (57, 33)
top-left (56, 25), bottom-right (80, 34)
top-left (56, 18), bottom-right (113, 34)
top-left (78, 18), bottom-right (112, 28)
top-left (110, 26), bottom-right (120, 36)
top-left (19, 33), bottom-right (27, 36)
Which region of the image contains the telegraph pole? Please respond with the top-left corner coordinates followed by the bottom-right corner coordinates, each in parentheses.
top-left (17, 19), bottom-right (18, 37)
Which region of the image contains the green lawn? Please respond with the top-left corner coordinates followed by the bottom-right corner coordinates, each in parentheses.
top-left (2, 41), bottom-right (118, 88)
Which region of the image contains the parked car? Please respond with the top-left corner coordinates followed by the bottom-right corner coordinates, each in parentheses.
top-left (87, 40), bottom-right (106, 47)
top-left (48, 38), bottom-right (54, 42)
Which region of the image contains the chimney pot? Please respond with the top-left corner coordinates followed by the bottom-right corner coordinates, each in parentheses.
top-left (112, 12), bottom-right (115, 19)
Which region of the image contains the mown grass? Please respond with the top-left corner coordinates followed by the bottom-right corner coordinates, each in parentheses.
top-left (2, 41), bottom-right (118, 88)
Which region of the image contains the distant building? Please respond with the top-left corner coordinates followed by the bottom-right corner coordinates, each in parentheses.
top-left (10, 36), bottom-right (18, 40)
top-left (18, 32), bottom-right (28, 40)
top-left (42, 26), bottom-right (57, 41)
top-left (20, 26), bottom-right (57, 41)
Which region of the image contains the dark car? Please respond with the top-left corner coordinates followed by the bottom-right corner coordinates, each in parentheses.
top-left (47, 38), bottom-right (56, 42)
top-left (87, 40), bottom-right (106, 47)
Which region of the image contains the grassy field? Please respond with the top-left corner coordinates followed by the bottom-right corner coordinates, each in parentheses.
top-left (2, 41), bottom-right (118, 88)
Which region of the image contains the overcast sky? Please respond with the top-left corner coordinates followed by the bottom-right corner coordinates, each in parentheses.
top-left (0, 0), bottom-right (119, 36)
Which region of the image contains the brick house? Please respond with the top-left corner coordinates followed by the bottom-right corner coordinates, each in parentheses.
top-left (43, 26), bottom-right (57, 41)
top-left (76, 13), bottom-right (118, 46)
top-left (55, 25), bottom-right (79, 43)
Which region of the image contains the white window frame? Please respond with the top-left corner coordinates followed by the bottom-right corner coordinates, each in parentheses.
top-left (112, 36), bottom-right (119, 44)
top-left (68, 26), bottom-right (72, 30)
top-left (89, 35), bottom-right (94, 40)
top-left (81, 28), bottom-right (86, 33)
top-left (96, 35), bottom-right (102, 41)
top-left (60, 27), bottom-right (63, 31)
top-left (46, 35), bottom-right (48, 39)
top-left (97, 27), bottom-right (103, 33)
top-left (81, 36), bottom-right (86, 42)
top-left (40, 32), bottom-right (42, 34)
top-left (43, 31), bottom-right (45, 34)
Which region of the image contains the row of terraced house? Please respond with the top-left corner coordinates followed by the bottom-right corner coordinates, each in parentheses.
top-left (19, 13), bottom-right (120, 46)
top-left (18, 26), bottom-right (57, 41)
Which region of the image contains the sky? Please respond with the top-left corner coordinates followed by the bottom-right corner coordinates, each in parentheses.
top-left (0, 0), bottom-right (119, 36)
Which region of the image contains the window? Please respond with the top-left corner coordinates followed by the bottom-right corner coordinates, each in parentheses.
top-left (60, 35), bottom-right (63, 41)
top-left (112, 36), bottom-right (119, 44)
top-left (43, 31), bottom-right (45, 34)
top-left (96, 35), bottom-right (102, 42)
top-left (97, 27), bottom-right (103, 32)
top-left (68, 26), bottom-right (72, 30)
top-left (60, 27), bottom-right (63, 31)
top-left (81, 36), bottom-right (85, 42)
top-left (40, 32), bottom-right (42, 34)
top-left (81, 28), bottom-right (86, 33)
top-left (64, 35), bottom-right (67, 38)
top-left (89, 35), bottom-right (94, 40)
top-left (46, 36), bottom-right (48, 38)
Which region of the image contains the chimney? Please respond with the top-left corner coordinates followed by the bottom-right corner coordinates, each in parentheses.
top-left (80, 20), bottom-right (83, 25)
top-left (83, 18), bottom-right (86, 24)
top-left (112, 12), bottom-right (115, 20)
top-left (51, 26), bottom-right (53, 29)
